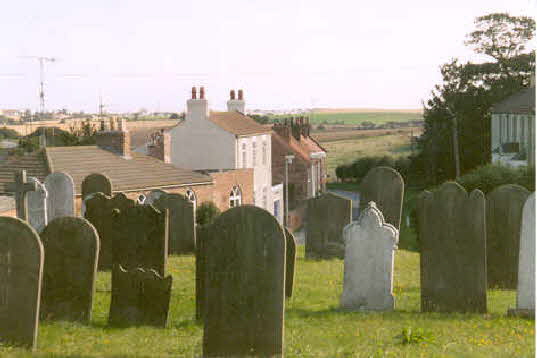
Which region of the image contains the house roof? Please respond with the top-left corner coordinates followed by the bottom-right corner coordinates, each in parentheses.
top-left (129, 124), bottom-right (177, 149)
top-left (0, 146), bottom-right (212, 195)
top-left (271, 131), bottom-right (326, 163)
top-left (491, 87), bottom-right (535, 114)
top-left (208, 112), bottom-right (272, 136)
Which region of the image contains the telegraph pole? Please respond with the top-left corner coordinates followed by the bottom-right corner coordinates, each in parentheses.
top-left (19, 56), bottom-right (57, 119)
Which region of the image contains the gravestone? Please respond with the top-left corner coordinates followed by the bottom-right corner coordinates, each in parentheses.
top-left (113, 204), bottom-right (168, 276)
top-left (306, 192), bottom-right (352, 259)
top-left (203, 206), bottom-right (286, 357)
top-left (27, 177), bottom-right (48, 233)
top-left (6, 170), bottom-right (38, 221)
top-left (509, 193), bottom-right (535, 318)
top-left (84, 193), bottom-right (136, 270)
top-left (359, 166), bottom-right (404, 230)
top-left (340, 202), bottom-right (398, 311)
top-left (44, 172), bottom-right (75, 221)
top-left (145, 189), bottom-right (167, 205)
top-left (284, 227), bottom-right (296, 298)
top-left (81, 173), bottom-right (112, 199)
top-left (195, 225), bottom-right (208, 321)
top-left (109, 265), bottom-right (172, 327)
top-left (153, 193), bottom-right (195, 254)
top-left (0, 217), bottom-right (44, 350)
top-left (40, 217), bottom-right (99, 323)
top-left (418, 182), bottom-right (487, 313)
top-left (486, 184), bottom-right (530, 289)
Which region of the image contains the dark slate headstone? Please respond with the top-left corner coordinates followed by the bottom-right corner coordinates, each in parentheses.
top-left (284, 227), bottom-right (296, 298)
top-left (0, 217), bottom-right (44, 350)
top-left (203, 206), bottom-right (286, 358)
top-left (153, 193), bottom-right (196, 254)
top-left (81, 173), bottom-right (112, 199)
top-left (418, 182), bottom-right (487, 313)
top-left (359, 166), bottom-right (404, 230)
top-left (195, 225), bottom-right (208, 321)
top-left (113, 204), bottom-right (168, 276)
top-left (84, 193), bottom-right (136, 270)
top-left (40, 217), bottom-right (99, 323)
top-left (306, 192), bottom-right (352, 259)
top-left (486, 184), bottom-right (530, 289)
top-left (109, 265), bottom-right (172, 327)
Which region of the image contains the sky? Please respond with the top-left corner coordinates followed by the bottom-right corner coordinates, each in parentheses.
top-left (0, 0), bottom-right (534, 113)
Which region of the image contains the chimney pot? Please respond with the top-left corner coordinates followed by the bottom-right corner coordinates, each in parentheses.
top-left (238, 89), bottom-right (243, 100)
top-left (230, 90), bottom-right (236, 100)
top-left (192, 87), bottom-right (197, 99)
top-left (200, 86), bottom-right (205, 99)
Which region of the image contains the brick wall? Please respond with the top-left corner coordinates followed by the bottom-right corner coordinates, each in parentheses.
top-left (209, 168), bottom-right (254, 211)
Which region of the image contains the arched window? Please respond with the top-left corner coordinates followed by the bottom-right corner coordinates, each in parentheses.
top-left (186, 189), bottom-right (197, 210)
top-left (229, 185), bottom-right (242, 208)
top-left (137, 194), bottom-right (146, 204)
top-left (262, 186), bottom-right (268, 209)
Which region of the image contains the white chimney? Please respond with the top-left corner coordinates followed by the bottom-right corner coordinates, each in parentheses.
top-left (226, 89), bottom-right (245, 113)
top-left (186, 86), bottom-right (209, 122)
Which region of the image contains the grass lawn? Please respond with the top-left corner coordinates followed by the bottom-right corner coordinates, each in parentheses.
top-left (0, 247), bottom-right (533, 357)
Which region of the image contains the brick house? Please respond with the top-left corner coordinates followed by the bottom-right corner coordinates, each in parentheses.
top-left (0, 118), bottom-right (253, 216)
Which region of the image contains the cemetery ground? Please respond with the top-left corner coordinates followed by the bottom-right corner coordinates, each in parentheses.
top-left (0, 246), bottom-right (532, 357)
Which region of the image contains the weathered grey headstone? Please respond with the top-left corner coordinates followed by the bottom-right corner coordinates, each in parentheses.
top-left (153, 193), bottom-right (195, 254)
top-left (418, 182), bottom-right (487, 313)
top-left (284, 227), bottom-right (296, 298)
top-left (6, 170), bottom-right (38, 221)
top-left (203, 206), bottom-right (286, 357)
top-left (509, 193), bottom-right (535, 318)
top-left (306, 192), bottom-right (352, 259)
top-left (109, 265), bottom-right (172, 327)
top-left (341, 202), bottom-right (398, 311)
top-left (486, 184), bottom-right (530, 289)
top-left (113, 204), bottom-right (168, 276)
top-left (81, 173), bottom-right (112, 199)
top-left (359, 166), bottom-right (404, 230)
top-left (84, 192), bottom-right (136, 270)
top-left (44, 172), bottom-right (75, 220)
top-left (40, 217), bottom-right (99, 323)
top-left (195, 225), bottom-right (208, 321)
top-left (0, 217), bottom-right (44, 350)
top-left (27, 177), bottom-right (48, 233)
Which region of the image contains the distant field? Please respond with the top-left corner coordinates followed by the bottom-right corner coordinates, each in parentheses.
top-left (313, 108), bottom-right (423, 114)
top-left (310, 111), bottom-right (423, 125)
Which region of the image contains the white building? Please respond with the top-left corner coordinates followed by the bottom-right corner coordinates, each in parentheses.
top-left (491, 86), bottom-right (535, 167)
top-left (168, 87), bottom-right (283, 223)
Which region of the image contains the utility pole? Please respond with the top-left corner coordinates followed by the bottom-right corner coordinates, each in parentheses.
top-left (19, 56), bottom-right (57, 119)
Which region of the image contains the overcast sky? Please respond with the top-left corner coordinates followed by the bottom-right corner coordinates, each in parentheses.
top-left (0, 0), bottom-right (534, 113)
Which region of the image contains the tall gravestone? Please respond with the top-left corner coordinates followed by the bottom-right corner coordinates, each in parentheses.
top-left (81, 173), bottom-right (112, 199)
top-left (284, 228), bottom-right (296, 298)
top-left (418, 182), bottom-right (487, 313)
top-left (0, 217), bottom-right (44, 350)
top-left (195, 224), bottom-right (209, 321)
top-left (109, 265), bottom-right (172, 327)
top-left (341, 202), bottom-right (398, 311)
top-left (306, 192), bottom-right (352, 259)
top-left (359, 166), bottom-right (404, 230)
top-left (27, 177), bottom-right (48, 233)
top-left (486, 184), bottom-right (530, 289)
top-left (153, 192), bottom-right (196, 254)
top-left (509, 193), bottom-right (535, 318)
top-left (40, 217), bottom-right (99, 323)
top-left (84, 193), bottom-right (136, 270)
top-left (113, 204), bottom-right (168, 276)
top-left (44, 172), bottom-right (75, 221)
top-left (203, 206), bottom-right (286, 357)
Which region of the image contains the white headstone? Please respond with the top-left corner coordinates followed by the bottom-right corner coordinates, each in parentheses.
top-left (340, 201), bottom-right (399, 311)
top-left (27, 177), bottom-right (48, 233)
top-left (44, 172), bottom-right (75, 220)
top-left (515, 193), bottom-right (535, 312)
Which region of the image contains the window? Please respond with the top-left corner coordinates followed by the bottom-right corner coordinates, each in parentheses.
top-left (252, 142), bottom-right (257, 166)
top-left (262, 141), bottom-right (267, 165)
top-left (242, 143), bottom-right (247, 168)
top-left (262, 187), bottom-right (268, 209)
top-left (186, 189), bottom-right (197, 210)
top-left (229, 185), bottom-right (242, 208)
top-left (137, 194), bottom-right (146, 204)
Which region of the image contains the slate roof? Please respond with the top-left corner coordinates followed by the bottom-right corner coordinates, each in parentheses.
top-left (129, 124), bottom-right (178, 149)
top-left (46, 146), bottom-right (212, 194)
top-left (491, 87), bottom-right (535, 114)
top-left (208, 112), bottom-right (272, 136)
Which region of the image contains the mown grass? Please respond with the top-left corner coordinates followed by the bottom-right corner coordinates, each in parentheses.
top-left (0, 247), bottom-right (533, 357)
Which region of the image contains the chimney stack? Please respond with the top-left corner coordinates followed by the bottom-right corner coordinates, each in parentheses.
top-left (96, 116), bottom-right (131, 159)
top-left (192, 87), bottom-right (197, 99)
top-left (186, 86), bottom-right (209, 123)
top-left (147, 129), bottom-right (171, 163)
top-left (200, 86), bottom-right (205, 99)
top-left (227, 89), bottom-right (245, 113)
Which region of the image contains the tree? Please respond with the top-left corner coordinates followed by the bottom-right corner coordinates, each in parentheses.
top-left (412, 13), bottom-right (535, 185)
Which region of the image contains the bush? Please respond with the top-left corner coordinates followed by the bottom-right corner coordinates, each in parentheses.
top-left (335, 155), bottom-right (412, 183)
top-left (456, 164), bottom-right (535, 194)
top-left (195, 202), bottom-right (221, 226)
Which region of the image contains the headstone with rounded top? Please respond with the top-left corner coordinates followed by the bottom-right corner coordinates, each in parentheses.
top-left (0, 217), bottom-right (44, 350)
top-left (44, 172), bottom-right (75, 220)
top-left (153, 192), bottom-right (195, 254)
top-left (486, 184), bottom-right (530, 289)
top-left (81, 173), bottom-right (112, 199)
top-left (418, 182), bottom-right (487, 313)
top-left (40, 217), bottom-right (99, 323)
top-left (284, 227), bottom-right (296, 298)
top-left (27, 177), bottom-right (48, 233)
